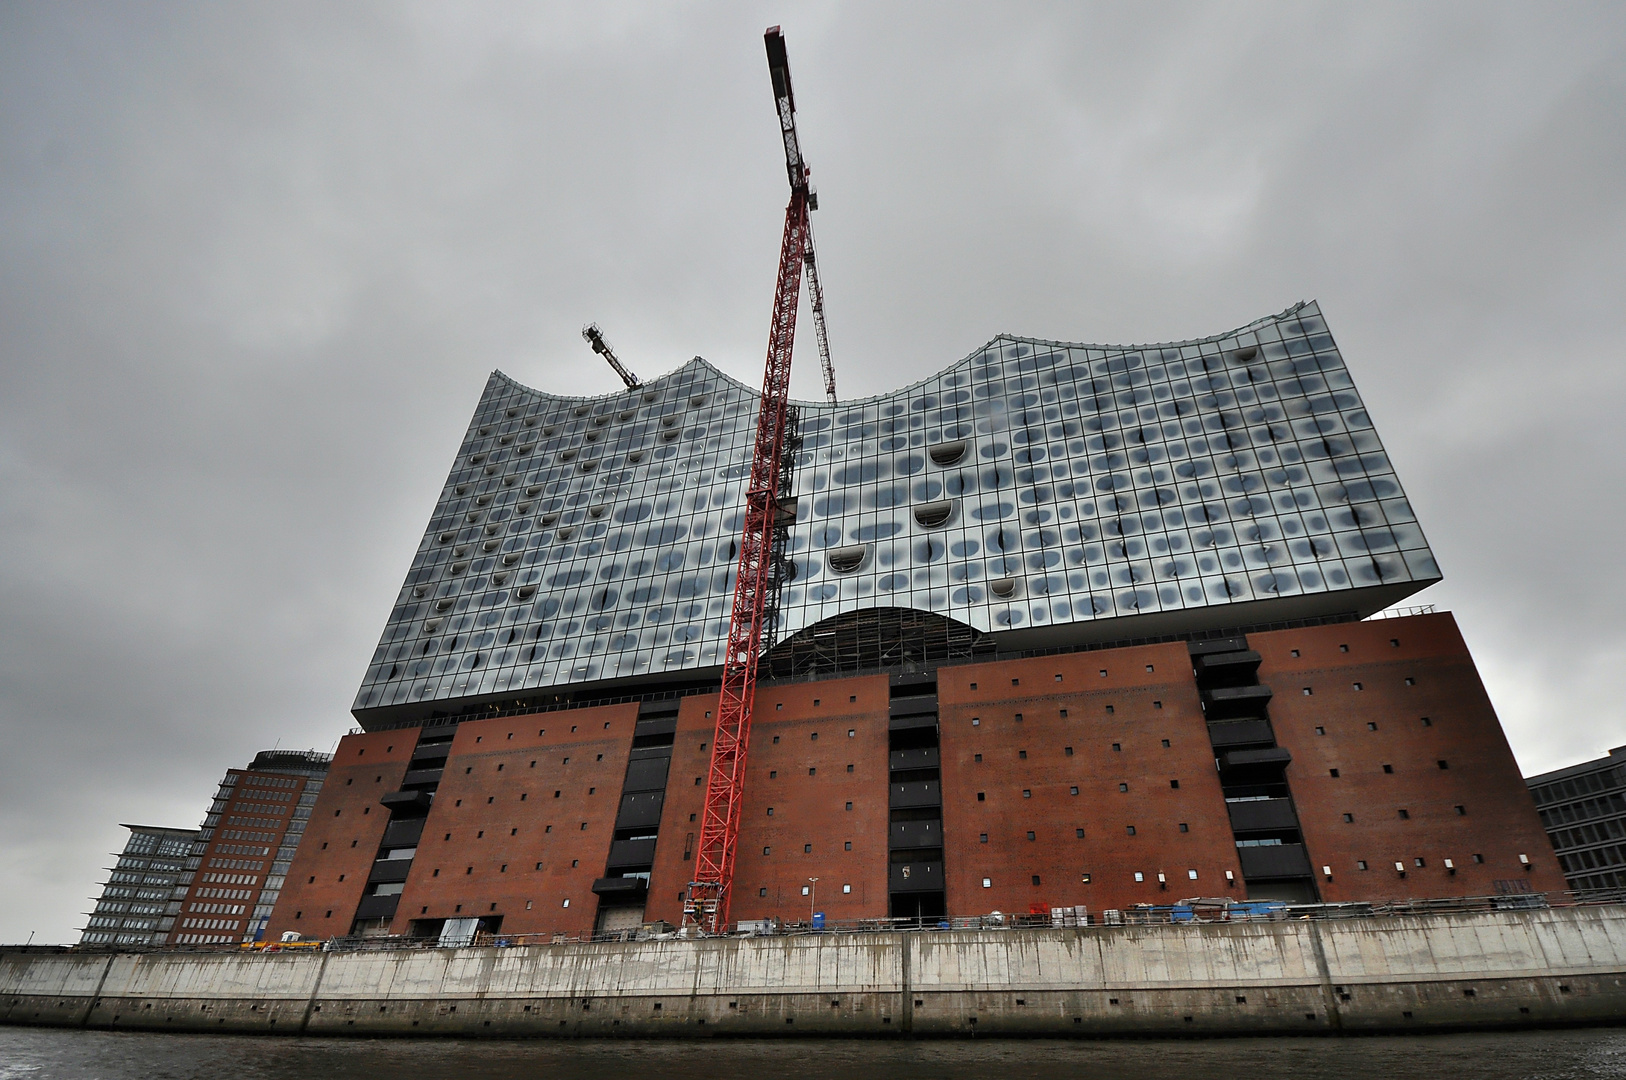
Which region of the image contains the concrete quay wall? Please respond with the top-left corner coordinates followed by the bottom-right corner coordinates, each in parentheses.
top-left (6, 906), bottom-right (1626, 1037)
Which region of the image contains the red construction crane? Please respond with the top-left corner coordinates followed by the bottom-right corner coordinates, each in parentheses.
top-left (685, 27), bottom-right (824, 933)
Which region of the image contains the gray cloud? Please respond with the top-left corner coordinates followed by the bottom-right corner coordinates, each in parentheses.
top-left (2, 1), bottom-right (1623, 942)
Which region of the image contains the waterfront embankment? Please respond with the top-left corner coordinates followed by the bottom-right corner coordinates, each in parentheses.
top-left (5, 905), bottom-right (1626, 1038)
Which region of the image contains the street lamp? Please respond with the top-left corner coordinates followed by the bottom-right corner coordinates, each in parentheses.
top-left (808, 877), bottom-right (819, 924)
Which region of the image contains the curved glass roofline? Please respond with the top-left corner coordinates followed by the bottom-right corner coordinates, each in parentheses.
top-left (488, 301), bottom-right (1316, 412)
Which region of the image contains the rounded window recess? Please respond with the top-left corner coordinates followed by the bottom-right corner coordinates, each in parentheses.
top-left (573, 405), bottom-right (591, 417)
top-left (578, 460), bottom-right (597, 472)
top-left (422, 618), bottom-right (443, 633)
top-left (465, 512), bottom-right (481, 524)
top-left (617, 409), bottom-right (636, 421)
top-left (690, 394), bottom-right (707, 407)
top-left (501, 476), bottom-right (517, 487)
top-left (588, 505), bottom-right (606, 519)
top-left (592, 415), bottom-right (610, 427)
top-left (481, 539), bottom-right (500, 553)
top-left (434, 599), bottom-right (455, 612)
top-left (469, 453), bottom-right (487, 464)
top-left (928, 441), bottom-right (967, 467)
top-left (516, 501), bottom-right (533, 515)
top-left (661, 415), bottom-right (680, 428)
top-left (627, 451), bottom-right (645, 464)
top-left (660, 430), bottom-right (680, 442)
top-left (483, 464), bottom-right (498, 476)
top-left (454, 484), bottom-right (469, 495)
top-left (449, 562), bottom-right (468, 575)
top-left (559, 449), bottom-right (578, 462)
top-left (523, 417), bottom-right (537, 428)
top-left (515, 443), bottom-right (532, 455)
top-left (642, 391), bottom-right (659, 403)
top-left (498, 433), bottom-right (514, 446)
top-left (505, 407), bottom-right (521, 418)
top-left (540, 512), bottom-right (561, 526)
top-left (1230, 345), bottom-right (1259, 363)
top-left (557, 527), bottom-right (575, 541)
top-left (584, 431), bottom-right (600, 443)
top-left (436, 532), bottom-right (454, 544)
top-left (412, 584), bottom-right (430, 598)
top-left (491, 571), bottom-right (510, 586)
top-left (453, 545), bottom-right (470, 557)
top-left (525, 485), bottom-right (543, 496)
top-left (483, 523), bottom-right (501, 536)
top-left (475, 494), bottom-right (492, 507)
top-left (501, 552), bottom-right (521, 566)
top-left (542, 425), bottom-right (557, 436)
top-left (826, 545), bottom-right (867, 574)
top-left (514, 585), bottom-right (537, 601)
top-left (477, 426), bottom-right (492, 436)
top-left (913, 500), bottom-right (955, 528)
top-left (989, 577), bottom-right (1020, 599)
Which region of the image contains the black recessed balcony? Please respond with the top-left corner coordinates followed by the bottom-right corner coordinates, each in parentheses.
top-left (1194, 649), bottom-right (1263, 683)
top-left (1227, 798), bottom-right (1301, 833)
top-left (354, 894), bottom-right (401, 921)
top-left (380, 790), bottom-right (433, 815)
top-left (1204, 684), bottom-right (1274, 719)
top-left (1238, 843), bottom-right (1312, 880)
top-left (607, 837), bottom-right (658, 868)
top-left (592, 876), bottom-right (649, 897)
top-left (382, 817), bottom-right (425, 848)
top-left (889, 861), bottom-right (943, 893)
top-left (368, 858), bottom-right (413, 884)
top-left (889, 820), bottom-right (943, 849)
top-left (890, 781), bottom-right (941, 809)
top-left (1220, 747), bottom-right (1292, 770)
top-left (889, 695), bottom-right (938, 718)
top-left (890, 748), bottom-right (940, 772)
top-left (1207, 719), bottom-right (1275, 749)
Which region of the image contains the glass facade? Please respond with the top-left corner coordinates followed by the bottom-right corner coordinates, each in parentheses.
top-left (355, 301), bottom-right (1438, 718)
top-left (79, 825), bottom-right (198, 946)
top-left (1528, 749), bottom-right (1626, 896)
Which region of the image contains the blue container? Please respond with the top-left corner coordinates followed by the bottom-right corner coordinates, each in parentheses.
top-left (812, 912), bottom-right (826, 930)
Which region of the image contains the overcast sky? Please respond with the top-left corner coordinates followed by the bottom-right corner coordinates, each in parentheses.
top-left (2, 2), bottom-right (1622, 944)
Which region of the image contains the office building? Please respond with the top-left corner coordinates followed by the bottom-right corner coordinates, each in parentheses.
top-left (169, 750), bottom-right (330, 944)
top-left (79, 825), bottom-right (199, 946)
top-left (1527, 748), bottom-right (1626, 895)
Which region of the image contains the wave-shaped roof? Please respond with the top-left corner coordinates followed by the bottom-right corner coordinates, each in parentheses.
top-left (354, 301), bottom-right (1437, 723)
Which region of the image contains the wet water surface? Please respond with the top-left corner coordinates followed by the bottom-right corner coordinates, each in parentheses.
top-left (5, 1027), bottom-right (1626, 1080)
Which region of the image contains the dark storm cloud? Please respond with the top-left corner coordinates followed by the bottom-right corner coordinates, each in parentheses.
top-left (1, 2), bottom-right (1622, 942)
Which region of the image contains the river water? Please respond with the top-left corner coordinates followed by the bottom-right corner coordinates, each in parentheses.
top-left (5, 1028), bottom-right (1626, 1080)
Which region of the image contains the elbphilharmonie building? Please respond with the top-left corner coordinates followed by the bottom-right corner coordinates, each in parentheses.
top-left (263, 303), bottom-right (1556, 943)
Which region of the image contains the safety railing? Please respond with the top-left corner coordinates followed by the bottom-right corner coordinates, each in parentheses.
top-left (50, 888), bottom-right (1626, 955)
top-left (1365, 604), bottom-right (1438, 620)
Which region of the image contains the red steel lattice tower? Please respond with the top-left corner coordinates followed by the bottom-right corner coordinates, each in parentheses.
top-left (686, 27), bottom-right (818, 933)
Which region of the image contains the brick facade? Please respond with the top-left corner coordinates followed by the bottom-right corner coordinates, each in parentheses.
top-left (269, 613), bottom-right (1564, 937)
top-left (1257, 614), bottom-right (1565, 898)
top-left (938, 644), bottom-right (1242, 915)
top-left (264, 731), bottom-right (414, 941)
top-left (388, 703), bottom-right (640, 937)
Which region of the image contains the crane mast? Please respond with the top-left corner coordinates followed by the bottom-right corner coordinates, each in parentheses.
top-left (686, 27), bottom-right (820, 933)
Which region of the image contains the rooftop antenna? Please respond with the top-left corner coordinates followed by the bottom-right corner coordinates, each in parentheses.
top-left (583, 323), bottom-right (640, 389)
